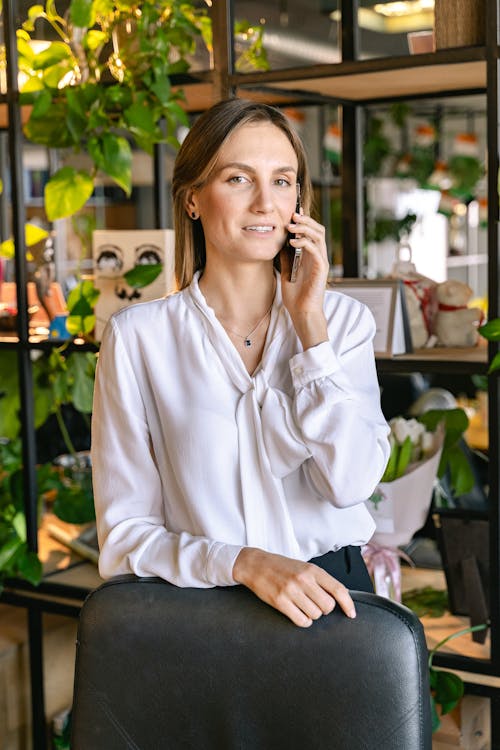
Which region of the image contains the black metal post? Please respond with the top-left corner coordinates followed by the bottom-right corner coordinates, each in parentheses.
top-left (153, 124), bottom-right (169, 230)
top-left (485, 0), bottom-right (500, 746)
top-left (4, 1), bottom-right (47, 748)
top-left (340, 0), bottom-right (363, 277)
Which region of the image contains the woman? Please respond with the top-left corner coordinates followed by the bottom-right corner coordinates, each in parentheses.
top-left (92, 98), bottom-right (390, 628)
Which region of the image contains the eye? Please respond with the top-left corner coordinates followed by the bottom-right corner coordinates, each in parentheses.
top-left (95, 245), bottom-right (123, 277)
top-left (228, 175), bottom-right (249, 184)
top-left (135, 244), bottom-right (162, 265)
top-left (274, 178), bottom-right (292, 187)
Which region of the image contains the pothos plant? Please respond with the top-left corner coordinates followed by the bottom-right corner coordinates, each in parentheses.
top-left (17, 0), bottom-right (210, 221)
top-left (401, 588), bottom-right (488, 732)
top-left (0, 340), bottom-right (97, 591)
top-left (428, 623), bottom-right (488, 732)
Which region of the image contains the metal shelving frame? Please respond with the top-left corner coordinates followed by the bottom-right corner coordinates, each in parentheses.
top-left (1, 0), bottom-right (500, 747)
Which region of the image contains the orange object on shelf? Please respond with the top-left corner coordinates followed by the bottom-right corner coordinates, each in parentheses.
top-left (0, 281), bottom-right (67, 327)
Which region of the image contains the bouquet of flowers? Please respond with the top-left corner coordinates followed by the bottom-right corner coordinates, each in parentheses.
top-left (367, 416), bottom-right (444, 548)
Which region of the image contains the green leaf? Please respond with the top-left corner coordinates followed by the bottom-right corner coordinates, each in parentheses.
top-left (430, 695), bottom-right (441, 732)
top-left (31, 89), bottom-right (53, 118)
top-left (0, 535), bottom-right (22, 570)
top-left (43, 60), bottom-right (75, 89)
top-left (15, 546), bottom-right (42, 586)
top-left (66, 279), bottom-right (100, 313)
top-left (447, 444), bottom-right (475, 496)
top-left (44, 167), bottom-right (95, 221)
top-left (24, 102), bottom-right (74, 148)
top-left (68, 352), bottom-right (97, 413)
top-left (488, 351), bottom-right (500, 374)
top-left (123, 263), bottom-right (163, 288)
top-left (431, 669), bottom-right (464, 715)
top-left (88, 133), bottom-right (132, 195)
top-left (65, 280), bottom-right (100, 337)
top-left (53, 482), bottom-right (95, 524)
top-left (124, 101), bottom-right (160, 151)
top-left (9, 470), bottom-right (25, 512)
top-left (395, 435), bottom-right (412, 479)
top-left (402, 586), bottom-right (449, 618)
top-left (0, 350), bottom-right (21, 438)
top-left (149, 75), bottom-right (171, 107)
top-left (18, 77), bottom-right (45, 96)
top-left (381, 443), bottom-right (397, 483)
top-left (478, 318), bottom-right (500, 341)
top-left (12, 511), bottom-right (26, 541)
top-left (32, 42), bottom-right (72, 70)
top-left (69, 0), bottom-right (95, 28)
top-left (418, 408), bottom-right (469, 436)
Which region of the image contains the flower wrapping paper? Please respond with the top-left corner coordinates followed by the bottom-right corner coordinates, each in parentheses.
top-left (366, 428), bottom-right (444, 548)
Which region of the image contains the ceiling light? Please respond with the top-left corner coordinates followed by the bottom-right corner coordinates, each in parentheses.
top-left (331, 0), bottom-right (434, 33)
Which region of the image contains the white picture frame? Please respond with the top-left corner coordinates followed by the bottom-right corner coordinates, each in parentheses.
top-left (329, 278), bottom-right (412, 357)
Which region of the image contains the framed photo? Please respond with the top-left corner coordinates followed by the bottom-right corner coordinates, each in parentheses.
top-left (93, 229), bottom-right (176, 339)
top-left (328, 278), bottom-right (412, 357)
top-left (433, 508), bottom-right (489, 642)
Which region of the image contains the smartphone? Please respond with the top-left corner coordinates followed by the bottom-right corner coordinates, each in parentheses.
top-left (286, 183), bottom-right (302, 283)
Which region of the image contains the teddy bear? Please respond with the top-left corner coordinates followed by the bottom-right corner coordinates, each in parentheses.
top-left (433, 279), bottom-right (483, 347)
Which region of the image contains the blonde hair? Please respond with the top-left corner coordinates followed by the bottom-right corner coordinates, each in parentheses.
top-left (172, 98), bottom-right (313, 290)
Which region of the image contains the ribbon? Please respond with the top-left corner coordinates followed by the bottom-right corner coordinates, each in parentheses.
top-left (362, 542), bottom-right (414, 602)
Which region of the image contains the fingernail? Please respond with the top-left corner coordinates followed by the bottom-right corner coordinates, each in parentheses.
top-left (348, 609), bottom-right (356, 619)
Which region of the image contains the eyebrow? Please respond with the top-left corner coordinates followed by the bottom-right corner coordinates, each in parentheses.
top-left (216, 162), bottom-right (297, 175)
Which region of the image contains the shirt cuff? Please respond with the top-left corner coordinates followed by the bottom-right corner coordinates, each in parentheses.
top-left (289, 341), bottom-right (341, 388)
top-left (205, 541), bottom-right (243, 586)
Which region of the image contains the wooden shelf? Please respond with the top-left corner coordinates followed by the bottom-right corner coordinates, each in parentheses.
top-left (234, 48), bottom-right (489, 104)
top-left (377, 345), bottom-right (488, 374)
top-left (446, 253), bottom-right (488, 268)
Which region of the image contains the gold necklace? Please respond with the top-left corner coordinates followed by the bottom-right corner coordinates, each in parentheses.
top-left (223, 300), bottom-right (274, 348)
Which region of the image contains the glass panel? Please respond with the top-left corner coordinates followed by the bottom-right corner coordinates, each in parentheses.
top-left (232, 0), bottom-right (439, 70)
top-left (357, 0), bottom-right (435, 60)
top-left (233, 0), bottom-right (341, 72)
top-left (363, 94), bottom-right (487, 303)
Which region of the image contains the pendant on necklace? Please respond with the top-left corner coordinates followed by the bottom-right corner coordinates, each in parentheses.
top-left (244, 339), bottom-right (251, 347)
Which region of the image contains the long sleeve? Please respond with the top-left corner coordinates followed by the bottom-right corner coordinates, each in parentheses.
top-left (92, 317), bottom-right (242, 587)
top-left (289, 299), bottom-right (390, 507)
top-left (92, 279), bottom-right (384, 588)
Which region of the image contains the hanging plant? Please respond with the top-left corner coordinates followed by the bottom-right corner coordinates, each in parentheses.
top-left (17, 0), bottom-right (211, 221)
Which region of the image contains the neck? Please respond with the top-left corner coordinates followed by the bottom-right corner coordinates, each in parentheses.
top-left (199, 262), bottom-right (276, 323)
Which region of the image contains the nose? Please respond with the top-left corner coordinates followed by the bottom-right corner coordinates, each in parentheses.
top-left (251, 182), bottom-right (274, 213)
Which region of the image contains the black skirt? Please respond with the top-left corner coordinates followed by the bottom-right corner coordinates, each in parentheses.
top-left (309, 546), bottom-right (374, 593)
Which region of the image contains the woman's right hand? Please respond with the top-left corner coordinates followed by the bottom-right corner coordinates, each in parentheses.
top-left (232, 547), bottom-right (356, 627)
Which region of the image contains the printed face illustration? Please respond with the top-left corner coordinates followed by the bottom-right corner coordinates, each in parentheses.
top-left (93, 229), bottom-right (175, 339)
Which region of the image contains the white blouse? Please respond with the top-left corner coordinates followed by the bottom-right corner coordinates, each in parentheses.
top-left (91, 271), bottom-right (390, 588)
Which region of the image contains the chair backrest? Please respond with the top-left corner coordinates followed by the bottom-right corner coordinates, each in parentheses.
top-left (71, 575), bottom-right (432, 750)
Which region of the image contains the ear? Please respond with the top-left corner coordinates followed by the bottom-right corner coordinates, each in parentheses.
top-left (185, 190), bottom-right (199, 219)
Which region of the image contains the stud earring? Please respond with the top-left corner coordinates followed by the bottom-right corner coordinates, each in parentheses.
top-left (191, 211), bottom-right (198, 220)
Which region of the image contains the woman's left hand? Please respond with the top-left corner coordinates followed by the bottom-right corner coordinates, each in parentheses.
top-left (280, 212), bottom-right (330, 349)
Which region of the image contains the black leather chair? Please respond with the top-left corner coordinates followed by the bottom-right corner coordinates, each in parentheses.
top-left (71, 575), bottom-right (432, 749)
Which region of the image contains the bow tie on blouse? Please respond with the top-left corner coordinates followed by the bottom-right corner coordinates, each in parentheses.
top-left (189, 274), bottom-right (311, 558)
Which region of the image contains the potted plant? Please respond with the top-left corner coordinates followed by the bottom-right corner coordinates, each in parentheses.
top-left (17, 0), bottom-right (211, 221)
